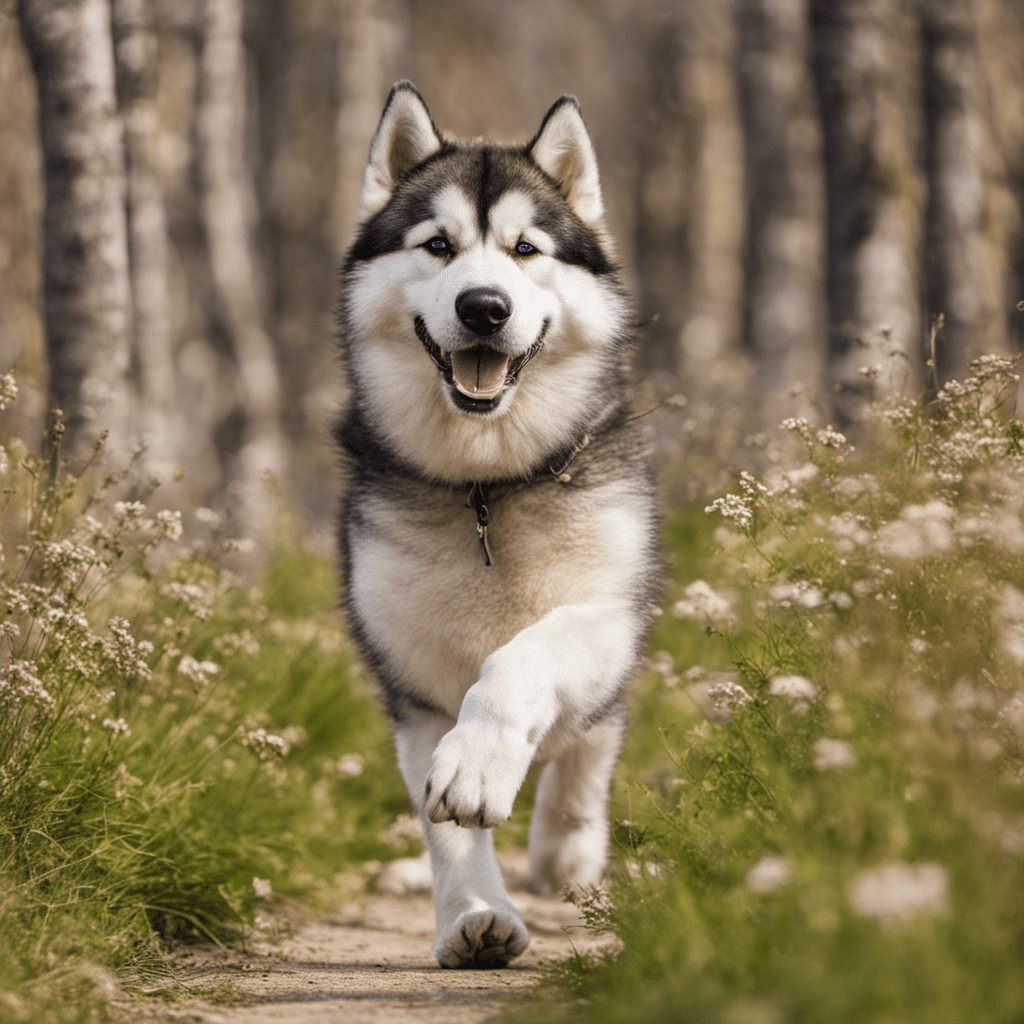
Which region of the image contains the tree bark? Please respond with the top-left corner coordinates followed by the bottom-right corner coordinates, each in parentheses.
top-left (18, 0), bottom-right (135, 461)
top-left (633, 23), bottom-right (689, 375)
top-left (810, 0), bottom-right (924, 425)
top-left (921, 0), bottom-right (1002, 382)
top-left (676, 0), bottom-right (747, 393)
top-left (331, 0), bottom-right (406, 261)
top-left (196, 0), bottom-right (283, 533)
top-left (112, 0), bottom-right (178, 472)
top-left (736, 0), bottom-right (827, 436)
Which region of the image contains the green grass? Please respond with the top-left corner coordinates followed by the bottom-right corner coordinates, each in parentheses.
top-left (522, 355), bottom-right (1024, 1024)
top-left (0, 380), bottom-right (409, 1022)
top-left (6, 356), bottom-right (1024, 1024)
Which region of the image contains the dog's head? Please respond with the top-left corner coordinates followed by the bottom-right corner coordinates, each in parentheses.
top-left (341, 82), bottom-right (630, 482)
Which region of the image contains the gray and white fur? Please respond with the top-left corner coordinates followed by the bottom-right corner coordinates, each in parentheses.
top-left (336, 82), bottom-right (661, 969)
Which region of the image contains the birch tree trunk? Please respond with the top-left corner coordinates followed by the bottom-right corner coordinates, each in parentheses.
top-left (922, 0), bottom-right (1004, 383)
top-left (633, 25), bottom-right (688, 375)
top-left (331, 0), bottom-right (405, 262)
top-left (197, 0), bottom-right (284, 533)
top-left (676, 0), bottom-right (746, 394)
top-left (810, 0), bottom-right (924, 425)
top-left (736, 0), bottom-right (827, 436)
top-left (18, 0), bottom-right (135, 461)
top-left (112, 0), bottom-right (178, 473)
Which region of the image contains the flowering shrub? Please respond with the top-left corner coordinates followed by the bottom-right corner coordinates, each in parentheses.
top-left (543, 357), bottom-right (1024, 1024)
top-left (0, 382), bottom-right (409, 1020)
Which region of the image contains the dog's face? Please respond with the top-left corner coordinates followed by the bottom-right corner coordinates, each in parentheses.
top-left (342, 83), bottom-right (629, 482)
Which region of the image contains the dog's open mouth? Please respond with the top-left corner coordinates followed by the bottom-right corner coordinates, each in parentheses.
top-left (449, 347), bottom-right (509, 400)
top-left (414, 316), bottom-right (548, 411)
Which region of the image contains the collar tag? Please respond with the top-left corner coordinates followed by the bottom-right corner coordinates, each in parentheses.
top-left (467, 481), bottom-right (494, 567)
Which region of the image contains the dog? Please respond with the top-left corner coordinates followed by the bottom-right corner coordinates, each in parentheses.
top-left (335, 82), bottom-right (661, 968)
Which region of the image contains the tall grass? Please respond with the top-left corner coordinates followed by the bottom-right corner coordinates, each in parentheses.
top-left (0, 375), bottom-right (409, 1023)
top-left (531, 356), bottom-right (1024, 1023)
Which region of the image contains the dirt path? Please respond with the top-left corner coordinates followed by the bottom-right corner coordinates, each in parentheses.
top-left (121, 854), bottom-right (609, 1024)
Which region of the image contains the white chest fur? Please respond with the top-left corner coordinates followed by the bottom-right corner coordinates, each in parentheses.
top-left (347, 475), bottom-right (649, 717)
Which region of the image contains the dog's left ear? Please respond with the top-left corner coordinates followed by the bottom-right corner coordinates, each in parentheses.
top-left (527, 97), bottom-right (604, 228)
top-left (360, 81), bottom-right (443, 222)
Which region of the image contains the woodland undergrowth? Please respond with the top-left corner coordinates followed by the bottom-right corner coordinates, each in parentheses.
top-left (526, 354), bottom-right (1024, 1024)
top-left (0, 375), bottom-right (410, 1024)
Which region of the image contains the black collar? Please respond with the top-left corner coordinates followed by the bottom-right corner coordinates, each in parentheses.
top-left (465, 429), bottom-right (592, 567)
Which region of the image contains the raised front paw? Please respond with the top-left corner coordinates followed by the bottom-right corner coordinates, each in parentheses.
top-left (424, 721), bottom-right (533, 828)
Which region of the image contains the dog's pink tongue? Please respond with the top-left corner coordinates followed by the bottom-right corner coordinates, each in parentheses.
top-left (450, 347), bottom-right (510, 400)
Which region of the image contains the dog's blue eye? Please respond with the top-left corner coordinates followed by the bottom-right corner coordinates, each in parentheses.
top-left (425, 236), bottom-right (452, 256)
top-left (514, 240), bottom-right (537, 257)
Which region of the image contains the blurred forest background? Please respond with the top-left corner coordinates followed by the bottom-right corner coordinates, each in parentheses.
top-left (1, 0), bottom-right (1023, 536)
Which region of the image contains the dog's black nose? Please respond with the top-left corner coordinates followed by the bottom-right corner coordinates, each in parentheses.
top-left (456, 287), bottom-right (512, 336)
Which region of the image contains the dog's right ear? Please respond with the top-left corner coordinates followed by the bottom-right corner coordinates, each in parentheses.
top-left (359, 82), bottom-right (443, 222)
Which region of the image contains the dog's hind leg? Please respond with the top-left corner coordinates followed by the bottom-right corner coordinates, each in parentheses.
top-left (526, 707), bottom-right (626, 897)
top-left (393, 707), bottom-right (530, 969)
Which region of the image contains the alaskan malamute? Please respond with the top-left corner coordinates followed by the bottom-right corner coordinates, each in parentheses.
top-left (336, 82), bottom-right (661, 968)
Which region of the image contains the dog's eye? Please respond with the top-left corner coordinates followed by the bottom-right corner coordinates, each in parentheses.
top-left (513, 240), bottom-right (538, 257)
top-left (424, 236), bottom-right (453, 256)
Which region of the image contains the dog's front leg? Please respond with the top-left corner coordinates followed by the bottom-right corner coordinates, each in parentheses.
top-left (424, 600), bottom-right (638, 829)
top-left (393, 709), bottom-right (530, 968)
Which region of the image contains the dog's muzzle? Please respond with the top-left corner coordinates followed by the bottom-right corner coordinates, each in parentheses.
top-left (413, 316), bottom-right (548, 411)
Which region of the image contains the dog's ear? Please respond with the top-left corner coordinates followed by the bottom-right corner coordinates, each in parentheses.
top-left (527, 97), bottom-right (604, 228)
top-left (360, 82), bottom-right (443, 222)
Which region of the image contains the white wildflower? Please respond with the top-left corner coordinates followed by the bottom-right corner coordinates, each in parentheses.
top-left (239, 727), bottom-right (290, 760)
top-left (338, 752), bottom-right (365, 777)
top-left (829, 591), bottom-right (853, 610)
top-left (0, 372), bottom-right (17, 410)
top-left (848, 862), bottom-right (949, 923)
top-left (648, 650), bottom-right (677, 678)
top-left (0, 662), bottom-right (56, 713)
top-left (625, 859), bottom-right (664, 880)
top-left (41, 539), bottom-right (95, 577)
top-left (769, 675), bottom-right (819, 701)
top-left (195, 507), bottom-right (224, 527)
top-left (816, 426), bottom-right (848, 449)
top-left (213, 630), bottom-right (261, 657)
top-left (706, 472), bottom-right (768, 530)
top-left (252, 877), bottom-right (273, 898)
top-left (876, 501), bottom-right (954, 561)
top-left (155, 509), bottom-right (183, 542)
top-left (102, 717), bottom-right (131, 737)
top-left (814, 738), bottom-right (856, 770)
top-left (177, 654), bottom-right (220, 685)
top-left (382, 812), bottom-right (424, 846)
top-left (833, 473), bottom-right (879, 500)
top-left (781, 417), bottom-right (849, 453)
top-left (768, 580), bottom-right (824, 610)
top-left (784, 462), bottom-right (818, 488)
top-left (160, 581), bottom-right (214, 620)
top-left (706, 493), bottom-right (755, 530)
top-left (113, 500), bottom-right (147, 523)
top-left (827, 512), bottom-right (872, 552)
top-left (707, 679), bottom-right (753, 711)
top-left (672, 580), bottom-right (736, 624)
top-left (746, 856), bottom-right (791, 893)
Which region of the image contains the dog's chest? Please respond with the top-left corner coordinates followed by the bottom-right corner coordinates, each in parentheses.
top-left (346, 476), bottom-right (646, 714)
